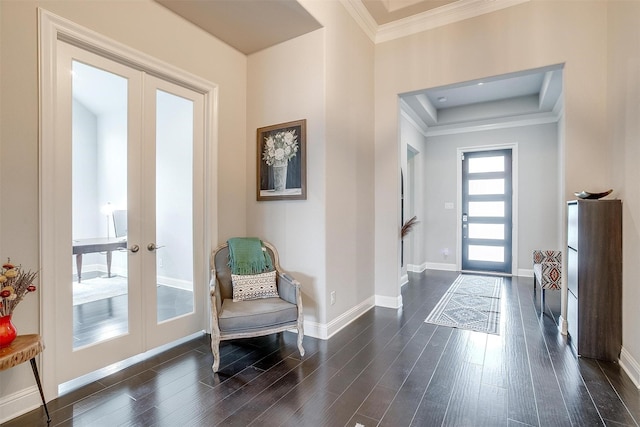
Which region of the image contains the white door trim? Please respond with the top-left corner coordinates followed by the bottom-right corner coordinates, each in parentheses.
top-left (456, 143), bottom-right (519, 275)
top-left (38, 8), bottom-right (218, 399)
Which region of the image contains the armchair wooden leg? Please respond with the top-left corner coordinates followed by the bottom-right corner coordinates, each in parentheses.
top-left (297, 320), bottom-right (305, 357)
top-left (211, 334), bottom-right (221, 373)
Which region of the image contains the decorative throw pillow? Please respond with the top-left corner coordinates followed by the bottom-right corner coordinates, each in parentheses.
top-left (231, 270), bottom-right (279, 302)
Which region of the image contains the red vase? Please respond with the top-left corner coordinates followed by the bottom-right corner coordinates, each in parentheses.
top-left (0, 314), bottom-right (17, 348)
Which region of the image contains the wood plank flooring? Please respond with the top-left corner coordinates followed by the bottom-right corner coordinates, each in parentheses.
top-left (73, 285), bottom-right (193, 348)
top-left (4, 270), bottom-right (639, 426)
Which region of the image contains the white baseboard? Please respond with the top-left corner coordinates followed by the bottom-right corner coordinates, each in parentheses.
top-left (407, 263), bottom-right (427, 273)
top-left (425, 262), bottom-right (457, 271)
top-left (0, 386), bottom-right (41, 424)
top-left (620, 347), bottom-right (640, 389)
top-left (375, 294), bottom-right (403, 309)
top-left (156, 276), bottom-right (192, 291)
top-left (400, 274), bottom-right (409, 287)
top-left (411, 263), bottom-right (532, 277)
top-left (75, 264), bottom-right (192, 291)
top-left (518, 268), bottom-right (534, 278)
top-left (304, 296), bottom-right (375, 340)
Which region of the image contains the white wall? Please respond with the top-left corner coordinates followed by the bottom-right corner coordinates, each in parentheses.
top-left (247, 30), bottom-right (327, 325)
top-left (155, 91), bottom-right (194, 283)
top-left (0, 0), bottom-right (246, 414)
top-left (247, 0), bottom-right (375, 333)
top-left (97, 112), bottom-right (127, 225)
top-left (608, 1), bottom-right (640, 386)
top-left (72, 100), bottom-right (100, 241)
top-left (96, 110), bottom-right (128, 272)
top-left (374, 0), bottom-right (609, 316)
top-left (424, 123), bottom-right (559, 272)
top-left (321, 1), bottom-right (375, 324)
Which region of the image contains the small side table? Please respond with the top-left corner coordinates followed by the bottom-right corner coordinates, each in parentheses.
top-left (0, 334), bottom-right (51, 423)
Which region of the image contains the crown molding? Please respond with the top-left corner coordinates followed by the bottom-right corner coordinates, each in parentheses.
top-left (401, 98), bottom-right (561, 138)
top-left (338, 0), bottom-right (378, 42)
top-left (400, 99), bottom-right (429, 136)
top-left (424, 111), bottom-right (559, 137)
top-left (341, 0), bottom-right (530, 44)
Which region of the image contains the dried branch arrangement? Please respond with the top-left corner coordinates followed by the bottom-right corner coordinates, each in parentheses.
top-left (401, 216), bottom-right (419, 239)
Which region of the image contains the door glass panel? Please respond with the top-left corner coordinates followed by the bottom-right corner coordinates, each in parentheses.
top-left (468, 201), bottom-right (505, 217)
top-left (468, 245), bottom-right (505, 262)
top-left (468, 156), bottom-right (504, 173)
top-left (155, 90), bottom-right (194, 323)
top-left (71, 60), bottom-right (129, 348)
top-left (468, 224), bottom-right (505, 240)
top-left (468, 179), bottom-right (504, 195)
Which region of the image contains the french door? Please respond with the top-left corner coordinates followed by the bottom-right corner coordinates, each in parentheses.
top-left (461, 149), bottom-right (513, 274)
top-left (54, 41), bottom-right (206, 385)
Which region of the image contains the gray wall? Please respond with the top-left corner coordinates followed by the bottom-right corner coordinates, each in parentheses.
top-left (72, 99), bottom-right (100, 240)
top-left (424, 122), bottom-right (560, 273)
top-left (400, 114), bottom-right (428, 273)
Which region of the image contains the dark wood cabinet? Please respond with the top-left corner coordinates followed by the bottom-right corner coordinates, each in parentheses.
top-left (566, 199), bottom-right (622, 361)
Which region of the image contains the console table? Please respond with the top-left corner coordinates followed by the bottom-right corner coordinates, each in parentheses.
top-left (72, 237), bottom-right (127, 282)
top-left (0, 334), bottom-right (50, 422)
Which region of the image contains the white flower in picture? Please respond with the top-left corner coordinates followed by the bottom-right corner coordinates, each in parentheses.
top-left (262, 129), bottom-right (299, 166)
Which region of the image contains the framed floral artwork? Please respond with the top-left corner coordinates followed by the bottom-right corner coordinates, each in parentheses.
top-left (257, 119), bottom-right (307, 201)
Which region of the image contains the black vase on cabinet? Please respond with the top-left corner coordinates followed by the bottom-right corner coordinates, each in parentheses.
top-left (567, 199), bottom-right (622, 361)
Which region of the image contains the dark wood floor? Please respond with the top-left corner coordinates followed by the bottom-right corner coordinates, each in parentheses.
top-left (4, 270), bottom-right (640, 426)
top-left (73, 285), bottom-right (194, 348)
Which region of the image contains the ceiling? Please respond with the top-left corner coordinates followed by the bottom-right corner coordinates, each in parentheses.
top-left (400, 65), bottom-right (564, 134)
top-left (90, 1), bottom-right (558, 131)
top-left (154, 0), bottom-right (527, 55)
top-left (155, 0), bottom-right (322, 55)
top-left (361, 0), bottom-right (460, 25)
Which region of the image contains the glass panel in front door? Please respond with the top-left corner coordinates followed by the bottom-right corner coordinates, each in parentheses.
top-left (71, 60), bottom-right (129, 348)
top-left (461, 149), bottom-right (512, 274)
top-left (155, 90), bottom-right (195, 323)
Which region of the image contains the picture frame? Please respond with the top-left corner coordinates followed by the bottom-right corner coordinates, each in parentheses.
top-left (257, 119), bottom-right (307, 201)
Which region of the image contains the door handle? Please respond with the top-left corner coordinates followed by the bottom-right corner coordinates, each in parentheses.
top-left (126, 244), bottom-right (139, 253)
top-left (147, 243), bottom-right (165, 251)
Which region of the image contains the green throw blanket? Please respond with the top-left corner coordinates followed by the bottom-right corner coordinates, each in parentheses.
top-left (227, 237), bottom-right (274, 275)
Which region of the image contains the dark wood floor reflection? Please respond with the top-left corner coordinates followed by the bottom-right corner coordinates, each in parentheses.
top-left (4, 270), bottom-right (640, 426)
top-left (73, 285), bottom-right (194, 348)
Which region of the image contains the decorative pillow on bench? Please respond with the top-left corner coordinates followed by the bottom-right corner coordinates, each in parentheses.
top-left (231, 270), bottom-right (279, 302)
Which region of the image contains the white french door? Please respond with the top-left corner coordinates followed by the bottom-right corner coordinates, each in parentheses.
top-left (53, 41), bottom-right (206, 385)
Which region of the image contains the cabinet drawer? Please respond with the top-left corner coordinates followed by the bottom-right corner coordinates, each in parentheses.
top-left (567, 247), bottom-right (578, 296)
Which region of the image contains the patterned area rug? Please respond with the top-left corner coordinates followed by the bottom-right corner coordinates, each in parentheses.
top-left (425, 274), bottom-right (502, 335)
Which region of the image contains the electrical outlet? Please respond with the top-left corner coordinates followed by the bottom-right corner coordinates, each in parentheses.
top-left (330, 291), bottom-right (336, 305)
top-left (442, 248), bottom-right (449, 258)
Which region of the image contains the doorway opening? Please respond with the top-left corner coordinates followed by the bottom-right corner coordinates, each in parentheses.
top-left (398, 63), bottom-right (564, 282)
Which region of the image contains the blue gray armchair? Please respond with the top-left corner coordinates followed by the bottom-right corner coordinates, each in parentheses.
top-left (209, 240), bottom-right (304, 372)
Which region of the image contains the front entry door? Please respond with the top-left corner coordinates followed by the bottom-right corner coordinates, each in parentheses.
top-left (461, 149), bottom-right (513, 274)
top-left (54, 41), bottom-right (206, 385)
